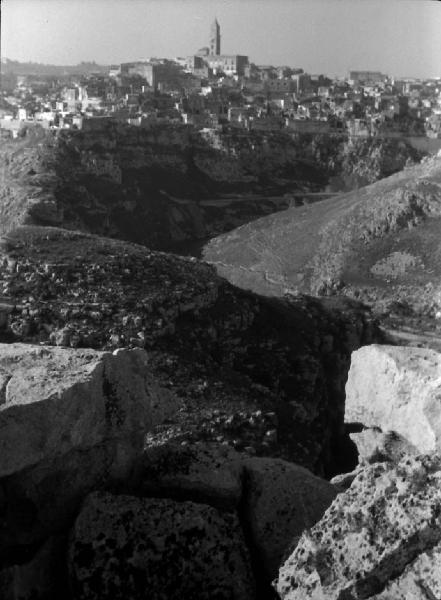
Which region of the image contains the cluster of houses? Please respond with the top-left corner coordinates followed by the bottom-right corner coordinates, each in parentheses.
top-left (1, 22), bottom-right (441, 141)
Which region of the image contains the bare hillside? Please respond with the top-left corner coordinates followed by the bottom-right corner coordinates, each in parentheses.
top-left (204, 155), bottom-right (441, 321)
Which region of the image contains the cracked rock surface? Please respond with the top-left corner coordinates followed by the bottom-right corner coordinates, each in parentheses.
top-left (369, 540), bottom-right (441, 599)
top-left (276, 454), bottom-right (441, 600)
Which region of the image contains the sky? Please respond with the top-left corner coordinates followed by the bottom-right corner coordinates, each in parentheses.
top-left (1, 0), bottom-right (441, 79)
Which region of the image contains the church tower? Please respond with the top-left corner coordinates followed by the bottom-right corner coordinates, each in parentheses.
top-left (209, 18), bottom-right (221, 55)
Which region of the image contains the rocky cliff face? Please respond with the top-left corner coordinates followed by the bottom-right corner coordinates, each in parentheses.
top-left (0, 126), bottom-right (421, 253)
top-left (0, 125), bottom-right (321, 251)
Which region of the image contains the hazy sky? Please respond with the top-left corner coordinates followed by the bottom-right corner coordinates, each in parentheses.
top-left (2, 0), bottom-right (441, 78)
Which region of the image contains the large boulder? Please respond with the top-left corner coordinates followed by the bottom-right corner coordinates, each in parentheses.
top-left (131, 444), bottom-right (337, 583)
top-left (276, 454), bottom-right (441, 599)
top-left (69, 491), bottom-right (255, 600)
top-left (241, 457), bottom-right (337, 580)
top-left (0, 343), bottom-right (177, 557)
top-left (345, 344), bottom-right (441, 453)
top-left (0, 344), bottom-right (169, 477)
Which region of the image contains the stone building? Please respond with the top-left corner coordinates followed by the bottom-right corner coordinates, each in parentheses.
top-left (186, 19), bottom-right (249, 77)
top-left (210, 18), bottom-right (221, 55)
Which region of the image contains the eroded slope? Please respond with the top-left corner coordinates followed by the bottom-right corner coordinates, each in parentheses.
top-left (204, 155), bottom-right (441, 318)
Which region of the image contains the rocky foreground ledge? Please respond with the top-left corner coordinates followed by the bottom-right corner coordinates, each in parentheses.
top-left (0, 342), bottom-right (337, 599)
top-left (276, 343), bottom-right (441, 600)
top-left (2, 340), bottom-right (441, 598)
top-left (277, 454), bottom-right (441, 599)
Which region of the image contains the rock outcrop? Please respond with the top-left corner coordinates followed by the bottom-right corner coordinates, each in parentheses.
top-left (345, 344), bottom-right (441, 453)
top-left (0, 343), bottom-right (162, 477)
top-left (349, 428), bottom-right (419, 465)
top-left (276, 342), bottom-right (441, 599)
top-left (0, 340), bottom-right (337, 598)
top-left (0, 343), bottom-right (176, 560)
top-left (0, 125), bottom-right (331, 252)
top-left (130, 442), bottom-right (244, 509)
top-left (276, 454), bottom-right (441, 600)
top-left (0, 126), bottom-right (421, 254)
top-left (370, 542), bottom-right (441, 599)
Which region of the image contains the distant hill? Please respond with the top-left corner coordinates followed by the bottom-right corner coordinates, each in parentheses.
top-left (1, 58), bottom-right (109, 76)
top-left (203, 155), bottom-right (441, 321)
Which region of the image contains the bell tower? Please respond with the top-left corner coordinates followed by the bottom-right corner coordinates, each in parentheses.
top-left (209, 18), bottom-right (221, 55)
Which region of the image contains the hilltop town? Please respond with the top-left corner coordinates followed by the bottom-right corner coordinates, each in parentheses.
top-left (1, 19), bottom-right (441, 152)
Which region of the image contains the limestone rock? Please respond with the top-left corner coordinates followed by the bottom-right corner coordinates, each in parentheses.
top-left (350, 427), bottom-right (419, 465)
top-left (276, 454), bottom-right (441, 600)
top-left (242, 457), bottom-right (337, 580)
top-left (131, 444), bottom-right (337, 584)
top-left (370, 541), bottom-right (441, 599)
top-left (131, 442), bottom-right (244, 509)
top-left (0, 343), bottom-right (177, 557)
top-left (69, 491), bottom-right (255, 600)
top-left (345, 344), bottom-right (441, 453)
top-left (0, 343), bottom-right (174, 478)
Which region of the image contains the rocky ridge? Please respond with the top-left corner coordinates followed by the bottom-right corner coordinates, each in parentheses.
top-left (0, 225), bottom-right (380, 475)
top-left (203, 154), bottom-right (441, 330)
